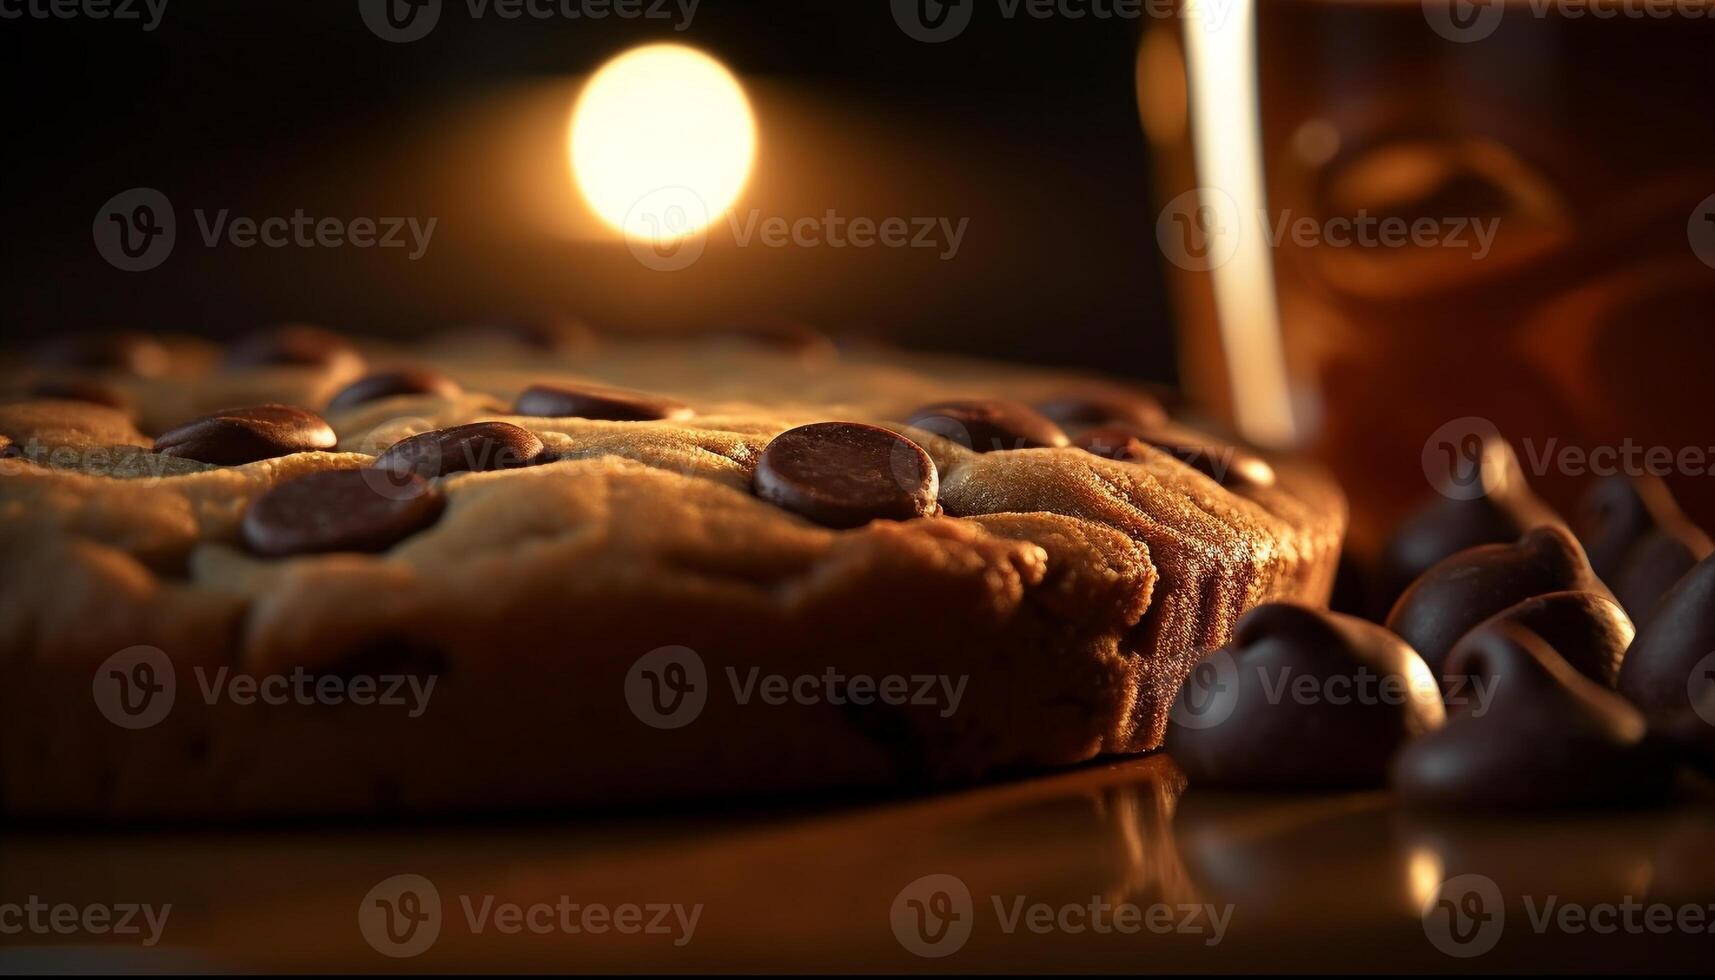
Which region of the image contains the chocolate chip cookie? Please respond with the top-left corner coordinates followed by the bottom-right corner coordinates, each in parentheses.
top-left (0, 326), bottom-right (1344, 818)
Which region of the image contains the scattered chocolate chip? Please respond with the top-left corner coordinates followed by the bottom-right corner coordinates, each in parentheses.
top-left (1077, 422), bottom-right (1274, 489)
top-left (753, 422), bottom-right (938, 530)
top-left (152, 405), bottom-right (337, 465)
top-left (905, 399), bottom-right (1068, 453)
top-left (1377, 435), bottom-right (1560, 610)
top-left (372, 421), bottom-right (544, 478)
top-left (224, 324), bottom-right (363, 372)
top-left (1385, 525), bottom-right (1609, 687)
top-left (1617, 551), bottom-right (1715, 717)
top-left (31, 331), bottom-right (168, 377)
top-left (27, 377), bottom-right (134, 415)
top-left (1165, 603), bottom-right (1445, 789)
top-left (327, 368), bottom-right (462, 411)
top-left (513, 382), bottom-right (692, 422)
top-left (1574, 475), bottom-right (1712, 623)
top-left (241, 469), bottom-right (445, 558)
top-left (1456, 591), bottom-right (1634, 690)
top-left (1390, 623), bottom-right (1673, 809)
top-left (441, 315), bottom-right (594, 352)
top-left (1035, 388), bottom-right (1168, 431)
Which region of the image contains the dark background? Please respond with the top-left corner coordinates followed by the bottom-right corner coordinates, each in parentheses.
top-left (0, 0), bottom-right (1176, 381)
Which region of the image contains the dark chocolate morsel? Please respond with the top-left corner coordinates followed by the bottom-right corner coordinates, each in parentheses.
top-left (372, 421), bottom-right (545, 478)
top-left (224, 324), bottom-right (364, 372)
top-left (439, 315), bottom-right (595, 352)
top-left (1035, 387), bottom-right (1168, 431)
top-left (1456, 590), bottom-right (1634, 690)
top-left (327, 369), bottom-right (462, 411)
top-left (1574, 475), bottom-right (1712, 623)
top-left (1617, 551), bottom-right (1715, 717)
top-left (241, 469), bottom-right (445, 558)
top-left (27, 378), bottom-right (135, 416)
top-left (1074, 423), bottom-right (1275, 489)
top-left (753, 422), bottom-right (938, 530)
top-left (1165, 603), bottom-right (1444, 789)
top-left (152, 405), bottom-right (337, 465)
top-left (1377, 435), bottom-right (1560, 610)
top-left (1390, 623), bottom-right (1673, 810)
top-left (905, 399), bottom-right (1068, 453)
top-left (1385, 525), bottom-right (1608, 686)
top-left (31, 331), bottom-right (168, 377)
top-left (513, 383), bottom-right (692, 422)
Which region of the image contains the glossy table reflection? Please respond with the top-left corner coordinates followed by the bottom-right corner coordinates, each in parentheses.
top-left (3, 756), bottom-right (1711, 972)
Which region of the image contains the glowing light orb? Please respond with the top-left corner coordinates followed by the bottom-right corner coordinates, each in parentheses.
top-left (570, 44), bottom-right (756, 243)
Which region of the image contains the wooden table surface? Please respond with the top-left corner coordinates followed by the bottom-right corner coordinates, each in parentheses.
top-left (4, 756), bottom-right (1711, 973)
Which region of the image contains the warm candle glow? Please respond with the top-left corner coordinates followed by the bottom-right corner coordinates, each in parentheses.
top-left (570, 44), bottom-right (756, 243)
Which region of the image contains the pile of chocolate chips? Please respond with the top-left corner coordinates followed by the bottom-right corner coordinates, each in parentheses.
top-left (1168, 432), bottom-right (1715, 810)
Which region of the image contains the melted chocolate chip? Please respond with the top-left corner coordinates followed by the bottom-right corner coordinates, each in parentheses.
top-left (31, 331), bottom-right (168, 377)
top-left (1385, 525), bottom-right (1607, 685)
top-left (753, 422), bottom-right (938, 529)
top-left (1457, 590), bottom-right (1634, 689)
top-left (1617, 551), bottom-right (1715, 717)
top-left (152, 405), bottom-right (337, 465)
top-left (241, 469), bottom-right (445, 558)
top-left (224, 325), bottom-right (363, 371)
top-left (1035, 388), bottom-right (1168, 431)
top-left (1377, 435), bottom-right (1560, 609)
top-left (513, 383), bottom-right (692, 422)
top-left (1574, 475), bottom-right (1712, 623)
top-left (27, 378), bottom-right (134, 415)
top-left (1390, 623), bottom-right (1673, 809)
top-left (372, 421), bottom-right (544, 478)
top-left (905, 399), bottom-right (1068, 453)
top-left (1165, 604), bottom-right (1445, 789)
top-left (327, 369), bottom-right (462, 411)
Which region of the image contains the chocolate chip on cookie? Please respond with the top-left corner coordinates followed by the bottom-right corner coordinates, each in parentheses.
top-left (327, 368), bottom-right (462, 411)
top-left (373, 421), bottom-right (545, 478)
top-left (1074, 423), bottom-right (1275, 489)
top-left (1036, 388), bottom-right (1168, 430)
top-left (754, 422), bottom-right (939, 529)
top-left (905, 399), bottom-right (1068, 453)
top-left (28, 377), bottom-right (135, 416)
top-left (242, 469), bottom-right (446, 558)
top-left (153, 405), bottom-right (337, 465)
top-left (224, 324), bottom-right (363, 372)
top-left (513, 382), bottom-right (692, 422)
top-left (31, 331), bottom-right (168, 377)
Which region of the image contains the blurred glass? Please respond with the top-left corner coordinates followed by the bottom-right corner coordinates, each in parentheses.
top-left (1143, 0), bottom-right (1715, 553)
